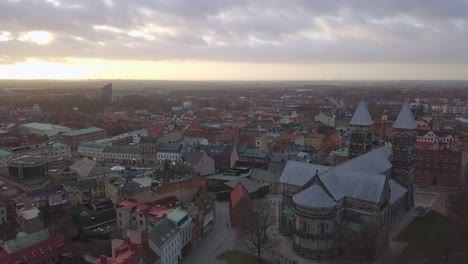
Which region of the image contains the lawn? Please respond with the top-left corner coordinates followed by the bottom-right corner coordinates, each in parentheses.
top-left (217, 251), bottom-right (271, 264)
top-left (398, 210), bottom-right (454, 261)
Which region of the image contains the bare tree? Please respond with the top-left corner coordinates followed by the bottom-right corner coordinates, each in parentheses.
top-left (343, 222), bottom-right (379, 264)
top-left (241, 201), bottom-right (277, 263)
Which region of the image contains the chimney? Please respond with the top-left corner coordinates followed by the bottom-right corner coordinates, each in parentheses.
top-left (100, 255), bottom-right (108, 264)
top-left (141, 231), bottom-right (149, 246)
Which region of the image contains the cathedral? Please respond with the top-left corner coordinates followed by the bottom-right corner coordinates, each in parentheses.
top-left (278, 100), bottom-right (416, 260)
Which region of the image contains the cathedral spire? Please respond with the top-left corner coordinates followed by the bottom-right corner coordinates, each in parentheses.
top-left (393, 101), bottom-right (417, 130)
top-left (349, 99), bottom-right (373, 126)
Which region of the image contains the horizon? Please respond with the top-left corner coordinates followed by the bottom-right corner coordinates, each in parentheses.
top-left (1, 1), bottom-right (468, 80)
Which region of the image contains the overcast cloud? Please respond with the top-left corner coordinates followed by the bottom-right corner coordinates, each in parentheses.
top-left (1, 0), bottom-right (468, 64)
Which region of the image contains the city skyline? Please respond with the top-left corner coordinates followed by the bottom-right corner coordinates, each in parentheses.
top-left (1, 0), bottom-right (468, 80)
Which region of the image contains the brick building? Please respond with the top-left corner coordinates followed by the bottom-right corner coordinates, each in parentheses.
top-left (229, 183), bottom-right (252, 227)
top-left (415, 149), bottom-right (462, 187)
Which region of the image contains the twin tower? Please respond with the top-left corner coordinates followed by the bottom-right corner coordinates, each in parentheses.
top-left (348, 100), bottom-right (417, 208)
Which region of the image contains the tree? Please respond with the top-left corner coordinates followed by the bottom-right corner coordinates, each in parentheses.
top-left (343, 221), bottom-right (379, 264)
top-left (241, 201), bottom-right (277, 263)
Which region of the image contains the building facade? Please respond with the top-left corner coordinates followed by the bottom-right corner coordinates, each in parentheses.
top-left (278, 102), bottom-right (414, 260)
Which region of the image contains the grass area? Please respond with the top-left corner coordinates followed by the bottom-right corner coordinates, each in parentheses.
top-left (398, 210), bottom-right (454, 261)
top-left (217, 251), bottom-right (271, 264)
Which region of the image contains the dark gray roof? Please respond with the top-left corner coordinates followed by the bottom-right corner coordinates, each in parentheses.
top-left (293, 185), bottom-right (337, 208)
top-left (393, 102), bottom-right (417, 130)
top-left (286, 147), bottom-right (393, 204)
top-left (66, 178), bottom-right (97, 191)
top-left (323, 169), bottom-right (387, 202)
top-left (337, 147), bottom-right (392, 175)
top-left (157, 143), bottom-right (182, 153)
top-left (182, 152), bottom-right (204, 167)
top-left (148, 218), bottom-right (179, 248)
top-left (389, 179), bottom-right (408, 204)
top-left (349, 99), bottom-right (373, 126)
top-left (225, 178), bottom-right (259, 193)
top-left (251, 168), bottom-right (280, 183)
top-left (279, 161), bottom-right (331, 186)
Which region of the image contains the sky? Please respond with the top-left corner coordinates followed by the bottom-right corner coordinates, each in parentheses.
top-left (1, 0), bottom-right (468, 80)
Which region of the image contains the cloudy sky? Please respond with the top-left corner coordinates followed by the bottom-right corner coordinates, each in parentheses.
top-left (1, 0), bottom-right (468, 80)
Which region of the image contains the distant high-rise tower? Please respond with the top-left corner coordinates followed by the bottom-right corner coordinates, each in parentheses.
top-left (101, 83), bottom-right (112, 105)
top-left (391, 101), bottom-right (417, 209)
top-left (348, 99), bottom-right (374, 159)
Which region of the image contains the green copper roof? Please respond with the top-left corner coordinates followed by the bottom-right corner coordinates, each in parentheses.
top-left (330, 148), bottom-right (348, 157)
top-left (5, 229), bottom-right (50, 253)
top-left (167, 207), bottom-right (191, 227)
top-left (0, 149), bottom-right (13, 157)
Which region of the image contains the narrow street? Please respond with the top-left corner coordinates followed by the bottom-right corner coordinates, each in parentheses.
top-left (183, 201), bottom-right (236, 264)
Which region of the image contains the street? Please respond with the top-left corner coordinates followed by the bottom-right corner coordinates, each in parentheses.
top-left (183, 200), bottom-right (236, 264)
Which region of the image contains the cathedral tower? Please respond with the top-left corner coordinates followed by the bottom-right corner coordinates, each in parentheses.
top-left (348, 99), bottom-right (374, 159)
top-left (391, 102), bottom-right (417, 208)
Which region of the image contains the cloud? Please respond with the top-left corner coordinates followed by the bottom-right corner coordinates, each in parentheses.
top-left (0, 0), bottom-right (468, 64)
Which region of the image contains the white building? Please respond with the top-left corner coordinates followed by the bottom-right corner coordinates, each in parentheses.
top-left (148, 218), bottom-right (181, 264)
top-left (126, 129), bottom-right (149, 145)
top-left (167, 207), bottom-right (192, 249)
top-left (157, 143), bottom-right (182, 162)
top-left (255, 134), bottom-right (268, 152)
top-left (77, 142), bottom-right (106, 159)
top-left (0, 149), bottom-right (14, 172)
top-left (314, 112), bottom-right (335, 127)
top-left (9, 143), bottom-right (71, 160)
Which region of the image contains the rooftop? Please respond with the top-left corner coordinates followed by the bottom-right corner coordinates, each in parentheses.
top-left (4, 229), bottom-right (50, 253)
top-left (61, 127), bottom-right (105, 137)
top-left (0, 149), bottom-right (13, 157)
top-left (167, 207), bottom-right (190, 225)
top-left (393, 102), bottom-right (417, 130)
top-left (349, 99), bottom-right (374, 126)
top-left (20, 122), bottom-right (69, 131)
top-left (148, 218), bottom-right (179, 248)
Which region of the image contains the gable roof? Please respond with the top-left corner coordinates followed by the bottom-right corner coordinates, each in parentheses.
top-left (337, 147), bottom-right (392, 175)
top-left (279, 161), bottom-right (331, 187)
top-left (287, 146), bottom-right (392, 204)
top-left (293, 185), bottom-right (337, 208)
top-left (182, 152), bottom-right (204, 167)
top-left (349, 99), bottom-right (373, 126)
top-left (148, 218), bottom-right (178, 248)
top-left (230, 184), bottom-right (250, 208)
top-left (251, 168), bottom-right (280, 183)
top-left (225, 178), bottom-right (259, 193)
top-left (389, 179), bottom-right (408, 204)
top-left (69, 157), bottom-right (112, 179)
top-left (393, 102), bottom-right (417, 130)
top-left (4, 229), bottom-right (50, 253)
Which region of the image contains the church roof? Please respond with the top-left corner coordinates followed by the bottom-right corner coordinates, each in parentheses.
top-left (393, 102), bottom-right (417, 130)
top-left (279, 161), bottom-right (331, 187)
top-left (389, 179), bottom-right (407, 204)
top-left (286, 146), bottom-right (394, 204)
top-left (337, 147), bottom-right (392, 175)
top-left (293, 185), bottom-right (337, 208)
top-left (349, 99), bottom-right (374, 126)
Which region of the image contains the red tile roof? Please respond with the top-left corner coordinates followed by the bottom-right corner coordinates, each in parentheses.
top-left (117, 199), bottom-right (139, 209)
top-left (146, 125), bottom-right (163, 136)
top-left (230, 184), bottom-right (250, 208)
top-left (0, 236), bottom-right (65, 263)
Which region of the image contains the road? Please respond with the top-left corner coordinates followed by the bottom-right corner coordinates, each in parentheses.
top-left (183, 200), bottom-right (235, 264)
